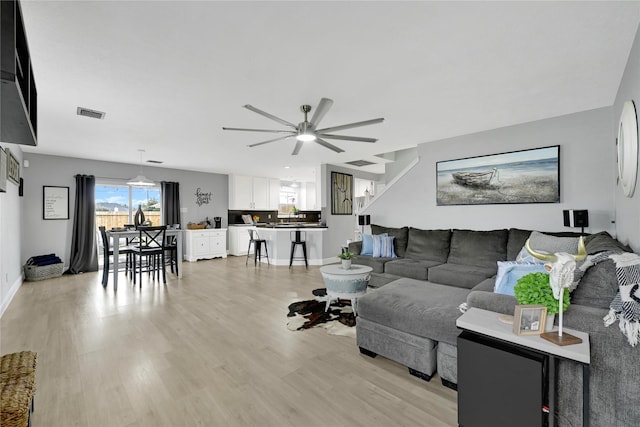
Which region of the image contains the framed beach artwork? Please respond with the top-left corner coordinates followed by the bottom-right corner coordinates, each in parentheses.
top-left (436, 145), bottom-right (560, 206)
top-left (331, 171), bottom-right (353, 215)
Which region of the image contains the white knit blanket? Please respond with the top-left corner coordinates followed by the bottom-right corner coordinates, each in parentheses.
top-left (579, 251), bottom-right (640, 347)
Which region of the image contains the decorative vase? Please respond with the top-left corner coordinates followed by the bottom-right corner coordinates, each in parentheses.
top-left (341, 259), bottom-right (351, 270)
top-left (134, 204), bottom-right (145, 227)
top-left (545, 313), bottom-right (555, 332)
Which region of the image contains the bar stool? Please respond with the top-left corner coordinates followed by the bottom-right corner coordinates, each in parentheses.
top-left (246, 229), bottom-right (269, 266)
top-left (289, 230), bottom-right (308, 268)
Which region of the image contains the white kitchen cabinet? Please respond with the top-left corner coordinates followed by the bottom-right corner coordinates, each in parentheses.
top-left (252, 177), bottom-right (269, 209)
top-left (229, 175), bottom-right (280, 210)
top-left (229, 175), bottom-right (253, 209)
top-left (184, 229), bottom-right (227, 262)
top-left (300, 182), bottom-right (317, 210)
top-left (228, 226), bottom-right (255, 256)
top-left (268, 178), bottom-right (280, 210)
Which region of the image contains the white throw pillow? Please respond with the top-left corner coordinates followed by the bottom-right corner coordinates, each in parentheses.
top-left (372, 235), bottom-right (397, 258)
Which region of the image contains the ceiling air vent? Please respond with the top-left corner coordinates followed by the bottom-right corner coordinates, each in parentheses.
top-left (76, 107), bottom-right (106, 120)
top-left (345, 160), bottom-right (375, 167)
top-left (147, 160), bottom-right (163, 164)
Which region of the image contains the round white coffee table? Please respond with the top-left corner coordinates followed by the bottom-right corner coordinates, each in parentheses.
top-left (319, 264), bottom-right (373, 316)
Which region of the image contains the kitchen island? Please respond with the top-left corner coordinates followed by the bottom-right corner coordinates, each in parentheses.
top-left (254, 224), bottom-right (327, 266)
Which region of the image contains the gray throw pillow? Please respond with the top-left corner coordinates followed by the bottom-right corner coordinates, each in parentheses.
top-left (584, 231), bottom-right (632, 254)
top-left (405, 228), bottom-right (451, 263)
top-left (528, 231), bottom-right (579, 254)
top-left (447, 229), bottom-right (508, 268)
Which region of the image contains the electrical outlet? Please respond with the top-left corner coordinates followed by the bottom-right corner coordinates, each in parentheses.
top-left (268, 214), bottom-right (271, 219)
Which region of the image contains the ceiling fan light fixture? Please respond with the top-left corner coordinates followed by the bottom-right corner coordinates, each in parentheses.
top-left (296, 121), bottom-right (316, 142)
top-left (223, 98), bottom-right (383, 155)
top-left (296, 133), bottom-right (316, 142)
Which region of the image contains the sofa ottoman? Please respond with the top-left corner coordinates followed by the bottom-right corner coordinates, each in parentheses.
top-left (357, 278), bottom-right (471, 380)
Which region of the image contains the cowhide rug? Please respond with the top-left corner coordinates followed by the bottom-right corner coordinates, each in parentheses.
top-left (286, 288), bottom-right (356, 337)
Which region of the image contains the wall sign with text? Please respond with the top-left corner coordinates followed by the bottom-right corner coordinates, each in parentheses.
top-left (43, 186), bottom-right (69, 220)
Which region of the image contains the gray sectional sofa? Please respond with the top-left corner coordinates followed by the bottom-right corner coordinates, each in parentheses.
top-left (348, 225), bottom-right (638, 427)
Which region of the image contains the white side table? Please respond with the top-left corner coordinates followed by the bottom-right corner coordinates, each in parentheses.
top-left (456, 307), bottom-right (590, 427)
top-left (319, 264), bottom-right (372, 316)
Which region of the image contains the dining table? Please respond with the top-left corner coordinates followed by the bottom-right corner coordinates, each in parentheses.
top-left (105, 228), bottom-right (183, 290)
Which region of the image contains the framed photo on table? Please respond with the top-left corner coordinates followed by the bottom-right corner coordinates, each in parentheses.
top-left (43, 186), bottom-right (69, 220)
top-left (513, 304), bottom-right (547, 336)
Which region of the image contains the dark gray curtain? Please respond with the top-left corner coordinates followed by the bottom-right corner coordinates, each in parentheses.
top-left (161, 181), bottom-right (181, 226)
top-left (68, 174), bottom-right (98, 273)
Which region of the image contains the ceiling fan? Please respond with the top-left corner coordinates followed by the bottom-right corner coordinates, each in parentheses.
top-left (222, 98), bottom-right (384, 155)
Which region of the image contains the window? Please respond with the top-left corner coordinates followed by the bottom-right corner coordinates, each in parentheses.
top-left (279, 185), bottom-right (298, 214)
top-left (95, 182), bottom-right (161, 230)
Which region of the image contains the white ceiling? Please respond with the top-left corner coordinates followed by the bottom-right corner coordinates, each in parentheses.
top-left (18, 1), bottom-right (640, 183)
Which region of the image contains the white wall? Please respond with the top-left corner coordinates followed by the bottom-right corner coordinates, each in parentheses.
top-left (0, 143), bottom-right (24, 316)
top-left (21, 153), bottom-right (228, 270)
top-left (365, 107), bottom-right (615, 234)
top-left (384, 146), bottom-right (418, 184)
top-left (613, 24), bottom-right (640, 251)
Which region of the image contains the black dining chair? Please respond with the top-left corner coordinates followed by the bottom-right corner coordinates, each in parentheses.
top-left (163, 233), bottom-right (179, 276)
top-left (98, 226), bottom-right (135, 287)
top-left (132, 226), bottom-right (167, 286)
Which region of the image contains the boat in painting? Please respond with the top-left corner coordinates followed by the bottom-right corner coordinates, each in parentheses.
top-left (452, 167), bottom-right (498, 187)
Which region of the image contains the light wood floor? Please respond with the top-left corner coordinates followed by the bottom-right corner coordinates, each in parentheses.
top-left (1, 256), bottom-right (457, 426)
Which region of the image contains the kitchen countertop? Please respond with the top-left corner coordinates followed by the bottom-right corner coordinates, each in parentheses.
top-left (228, 223), bottom-right (327, 229)
top-left (256, 223), bottom-right (327, 229)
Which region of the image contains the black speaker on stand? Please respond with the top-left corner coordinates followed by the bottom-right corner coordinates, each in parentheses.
top-left (358, 214), bottom-right (371, 235)
top-left (563, 210), bottom-right (589, 235)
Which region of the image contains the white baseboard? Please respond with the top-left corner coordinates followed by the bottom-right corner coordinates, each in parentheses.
top-left (0, 274), bottom-right (23, 318)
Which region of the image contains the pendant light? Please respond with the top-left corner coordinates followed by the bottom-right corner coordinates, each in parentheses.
top-left (127, 149), bottom-right (155, 186)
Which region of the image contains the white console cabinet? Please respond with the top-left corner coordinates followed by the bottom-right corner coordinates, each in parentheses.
top-left (184, 229), bottom-right (227, 262)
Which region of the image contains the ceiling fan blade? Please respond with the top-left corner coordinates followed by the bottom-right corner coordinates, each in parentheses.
top-left (223, 127), bottom-right (295, 134)
top-left (318, 134), bottom-right (378, 143)
top-left (248, 135), bottom-right (293, 148)
top-left (310, 98), bottom-right (333, 127)
top-left (315, 138), bottom-right (345, 153)
top-left (243, 104), bottom-right (298, 129)
top-left (317, 117), bottom-right (384, 134)
top-left (292, 140), bottom-right (304, 155)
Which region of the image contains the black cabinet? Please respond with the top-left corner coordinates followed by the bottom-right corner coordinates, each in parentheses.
top-left (458, 331), bottom-right (547, 427)
top-left (1, 0), bottom-right (37, 146)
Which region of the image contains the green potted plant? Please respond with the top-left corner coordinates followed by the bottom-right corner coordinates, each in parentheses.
top-left (514, 272), bottom-right (570, 331)
top-left (337, 251), bottom-right (354, 270)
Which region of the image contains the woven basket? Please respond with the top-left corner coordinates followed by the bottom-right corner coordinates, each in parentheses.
top-left (0, 352), bottom-right (37, 390)
top-left (187, 224), bottom-right (206, 230)
top-left (23, 261), bottom-right (64, 281)
top-left (1, 352), bottom-right (37, 427)
top-left (0, 382), bottom-right (31, 427)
